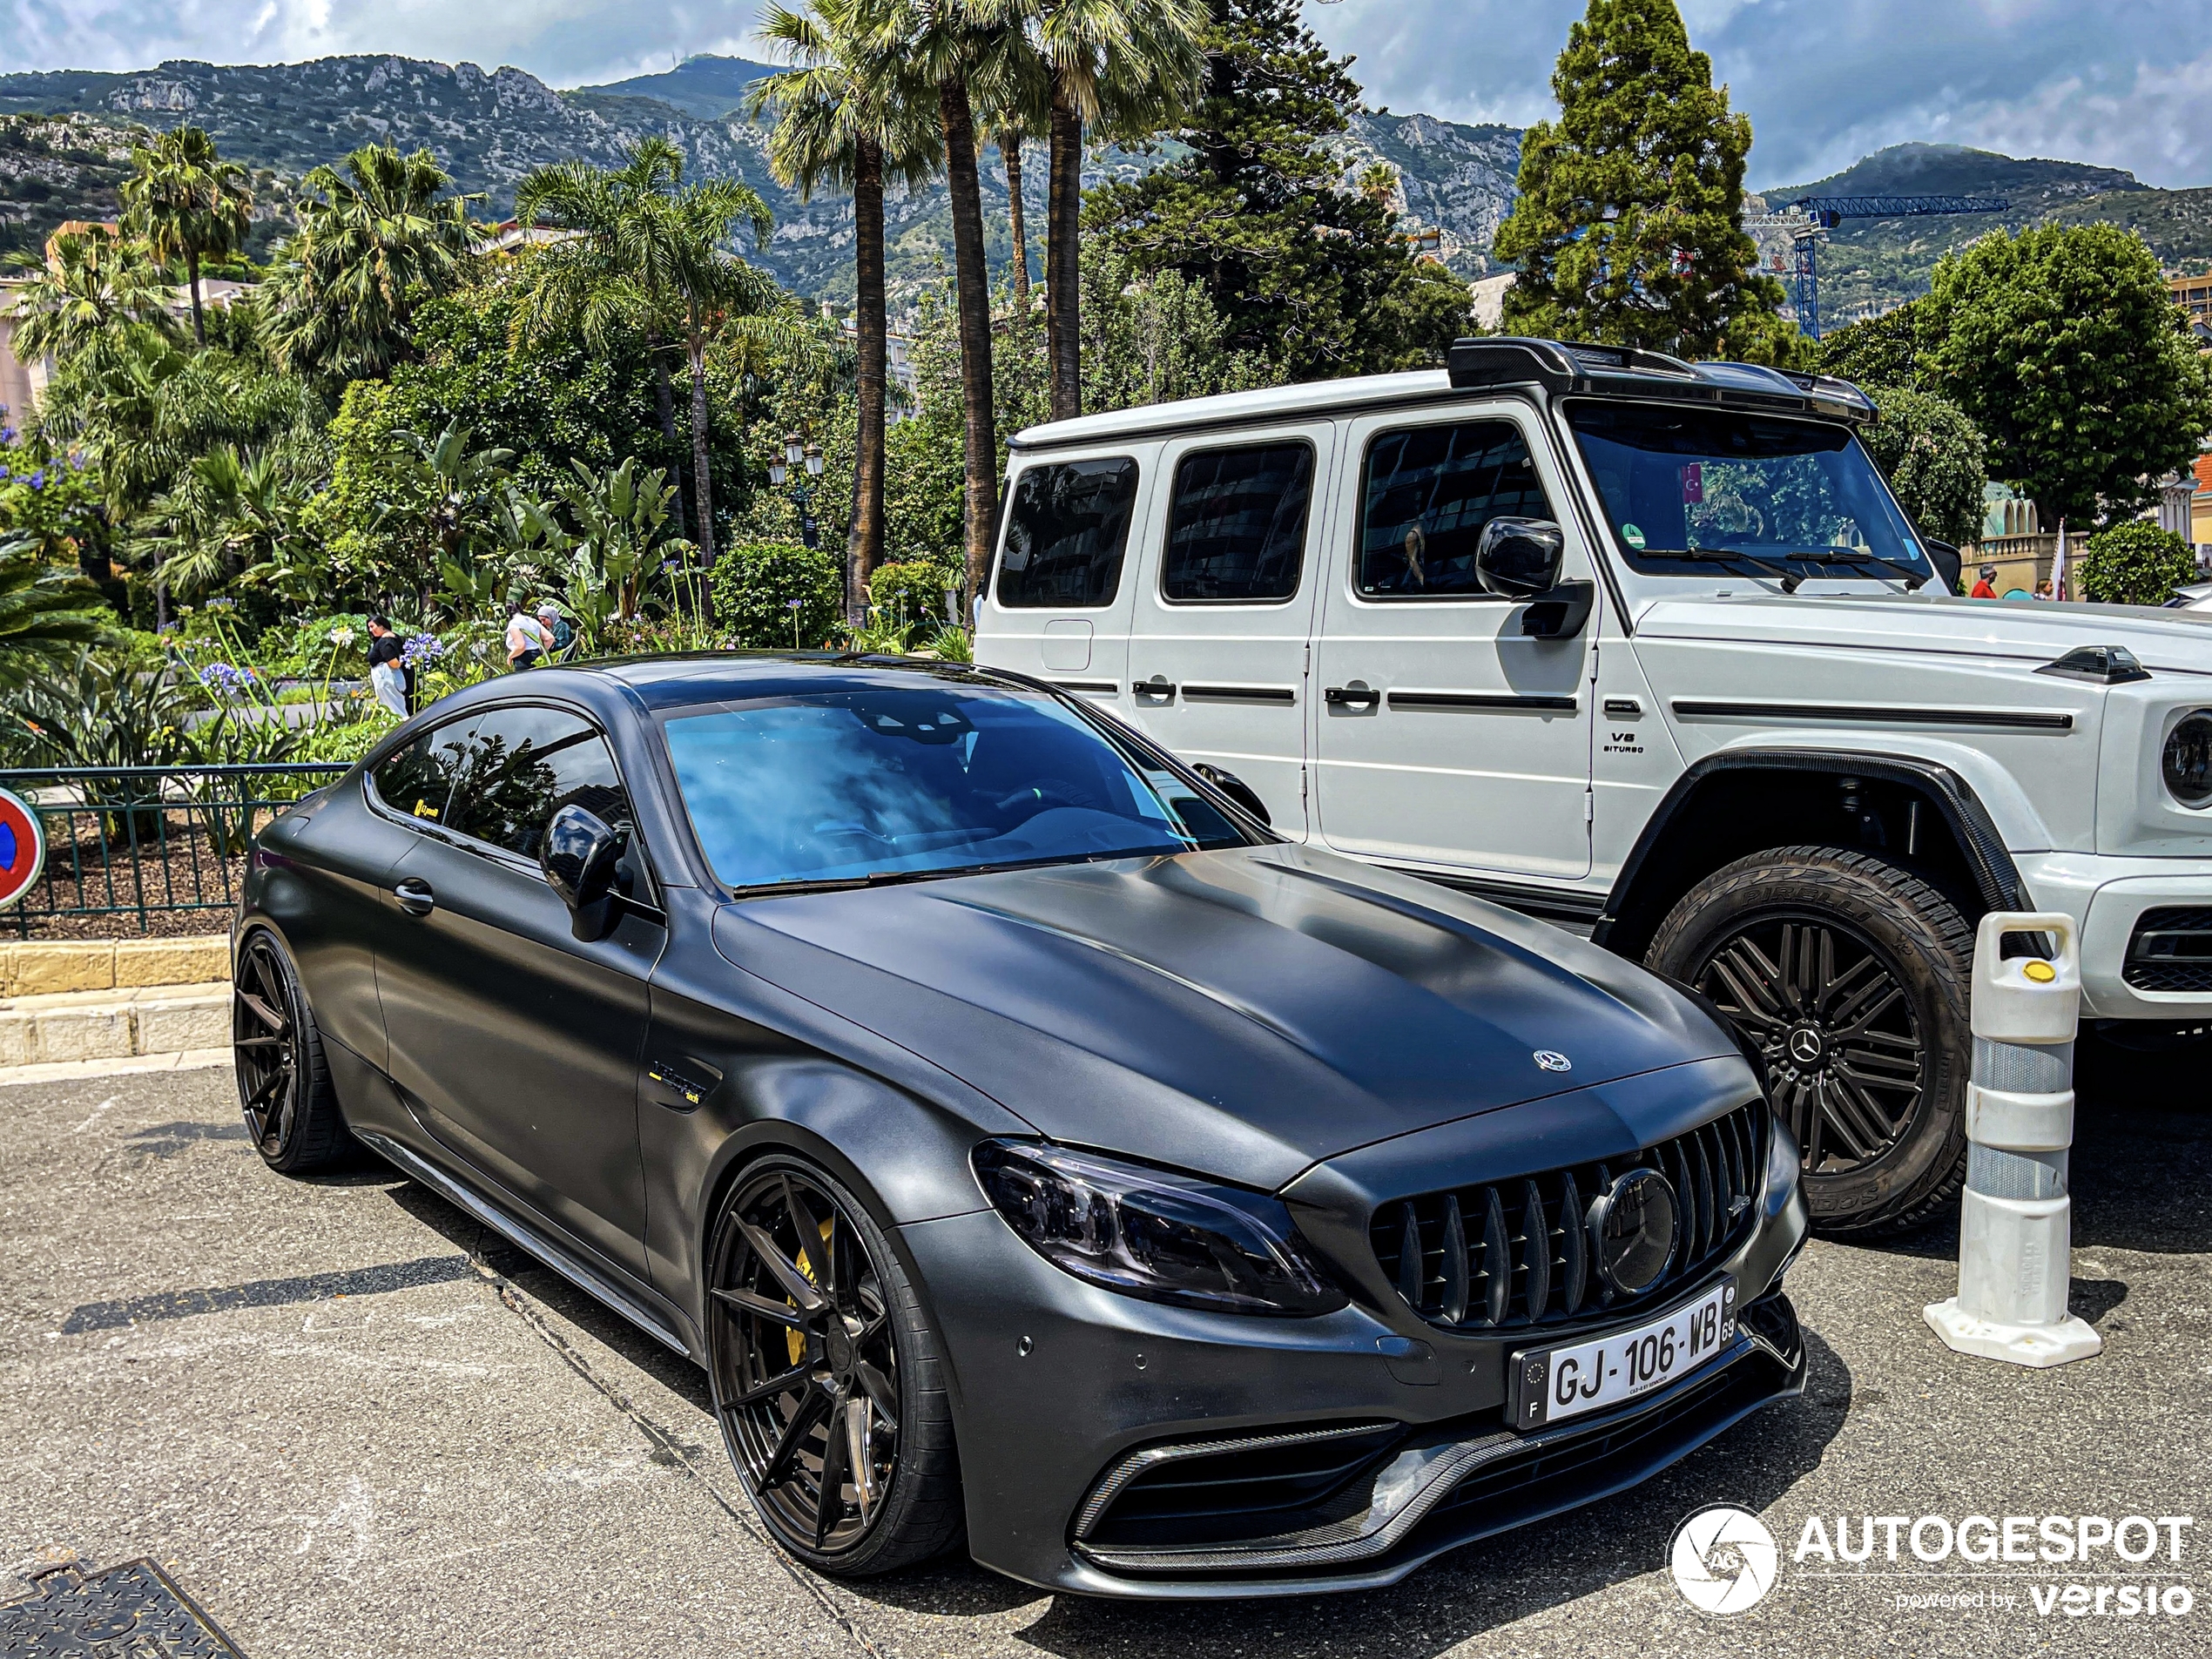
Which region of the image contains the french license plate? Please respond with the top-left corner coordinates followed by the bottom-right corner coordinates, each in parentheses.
top-left (1509, 1278), bottom-right (1736, 1430)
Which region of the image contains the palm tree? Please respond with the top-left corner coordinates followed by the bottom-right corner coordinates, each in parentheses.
top-left (752, 0), bottom-right (941, 623)
top-left (514, 139), bottom-right (696, 540)
top-left (1031, 0), bottom-right (1205, 419)
top-left (880, 0), bottom-right (1035, 601)
top-left (998, 123), bottom-right (1034, 306)
top-left (0, 530), bottom-right (115, 688)
top-left (8, 228), bottom-right (184, 367)
top-left (119, 125), bottom-right (254, 347)
top-left (264, 144), bottom-right (478, 382)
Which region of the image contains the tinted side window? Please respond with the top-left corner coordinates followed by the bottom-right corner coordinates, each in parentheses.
top-left (995, 457), bottom-right (1140, 609)
top-left (369, 720), bottom-right (475, 826)
top-left (446, 706), bottom-right (632, 861)
top-left (1358, 421), bottom-right (1555, 598)
top-left (1162, 443), bottom-right (1313, 604)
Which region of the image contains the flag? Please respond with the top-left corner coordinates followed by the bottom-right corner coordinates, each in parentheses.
top-left (2053, 519), bottom-right (2067, 601)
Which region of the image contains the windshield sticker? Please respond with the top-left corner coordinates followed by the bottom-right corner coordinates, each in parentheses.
top-left (1622, 523), bottom-right (1647, 550)
top-left (1681, 462), bottom-right (1703, 504)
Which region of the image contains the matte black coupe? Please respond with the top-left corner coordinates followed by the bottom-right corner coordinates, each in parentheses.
top-left (234, 655), bottom-right (1808, 1597)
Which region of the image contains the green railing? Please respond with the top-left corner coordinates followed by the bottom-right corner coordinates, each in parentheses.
top-left (0, 764), bottom-right (350, 937)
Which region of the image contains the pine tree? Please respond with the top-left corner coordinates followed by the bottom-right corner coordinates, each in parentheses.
top-left (1084, 0), bottom-right (1465, 381)
top-left (1494, 0), bottom-right (1799, 363)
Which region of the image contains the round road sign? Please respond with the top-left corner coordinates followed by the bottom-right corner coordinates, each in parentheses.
top-left (0, 788), bottom-right (47, 910)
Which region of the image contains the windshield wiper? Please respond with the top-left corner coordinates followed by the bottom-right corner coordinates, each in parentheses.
top-left (1652, 544), bottom-right (1807, 593)
top-left (732, 847), bottom-right (1184, 900)
top-left (1784, 548), bottom-right (1930, 590)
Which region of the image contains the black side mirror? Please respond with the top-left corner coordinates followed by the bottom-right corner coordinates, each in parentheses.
top-left (543, 803), bottom-right (624, 941)
top-left (1191, 763), bottom-right (1271, 827)
top-left (1475, 516), bottom-right (1567, 598)
top-left (1923, 538), bottom-right (1963, 595)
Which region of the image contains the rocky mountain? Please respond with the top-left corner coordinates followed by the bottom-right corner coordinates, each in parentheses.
top-left (1750, 142), bottom-right (2212, 324)
top-left (3, 55), bottom-right (2208, 323)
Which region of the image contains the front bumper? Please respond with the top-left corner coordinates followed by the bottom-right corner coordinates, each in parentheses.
top-left (2018, 853), bottom-right (2212, 1019)
top-left (898, 1153), bottom-right (1807, 1598)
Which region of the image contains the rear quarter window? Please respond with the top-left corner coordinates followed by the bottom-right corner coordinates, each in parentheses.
top-left (995, 456), bottom-right (1140, 609)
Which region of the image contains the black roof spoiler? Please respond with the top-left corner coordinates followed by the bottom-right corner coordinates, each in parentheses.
top-left (1447, 336), bottom-right (1879, 426)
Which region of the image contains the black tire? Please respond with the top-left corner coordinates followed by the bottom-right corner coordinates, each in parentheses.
top-left (705, 1157), bottom-right (964, 1576)
top-left (1645, 846), bottom-right (1972, 1238)
top-left (233, 929), bottom-right (353, 1174)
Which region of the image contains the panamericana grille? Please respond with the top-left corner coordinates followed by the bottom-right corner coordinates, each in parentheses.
top-left (1369, 1101), bottom-right (1767, 1332)
top-left (2123, 907), bottom-right (2212, 992)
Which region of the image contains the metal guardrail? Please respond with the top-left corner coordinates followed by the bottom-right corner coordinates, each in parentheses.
top-left (0, 763), bottom-right (350, 936)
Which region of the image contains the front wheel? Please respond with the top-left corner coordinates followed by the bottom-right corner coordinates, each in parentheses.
top-left (1644, 846), bottom-right (1973, 1238)
top-left (705, 1157), bottom-right (965, 1575)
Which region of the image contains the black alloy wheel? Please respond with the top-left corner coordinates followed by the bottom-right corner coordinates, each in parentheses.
top-left (233, 930), bottom-right (349, 1173)
top-left (1646, 846), bottom-right (1973, 1238)
top-left (1689, 910), bottom-right (1923, 1175)
top-left (705, 1160), bottom-right (962, 1574)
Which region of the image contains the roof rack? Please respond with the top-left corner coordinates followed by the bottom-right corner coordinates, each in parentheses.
top-left (1446, 336), bottom-right (1878, 426)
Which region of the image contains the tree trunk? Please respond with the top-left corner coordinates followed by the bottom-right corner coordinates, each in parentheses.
top-left (941, 77), bottom-right (1000, 605)
top-left (1002, 133), bottom-right (1031, 307)
top-left (1047, 80), bottom-right (1082, 421)
top-left (851, 139), bottom-right (888, 628)
top-left (186, 248), bottom-right (205, 347)
top-left (685, 308), bottom-right (718, 624)
top-left (645, 321), bottom-right (688, 541)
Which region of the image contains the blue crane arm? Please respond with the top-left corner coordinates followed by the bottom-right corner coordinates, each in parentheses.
top-left (1785, 194), bottom-right (2008, 225)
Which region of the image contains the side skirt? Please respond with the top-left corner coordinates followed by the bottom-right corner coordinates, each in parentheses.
top-left (353, 1127), bottom-right (695, 1360)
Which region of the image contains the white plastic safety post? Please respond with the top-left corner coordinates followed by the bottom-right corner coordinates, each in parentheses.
top-left (1924, 912), bottom-right (2102, 1367)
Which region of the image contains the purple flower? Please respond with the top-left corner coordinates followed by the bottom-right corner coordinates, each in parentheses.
top-left (198, 662), bottom-right (255, 695)
top-left (25, 471), bottom-right (43, 490)
top-left (401, 633), bottom-right (446, 665)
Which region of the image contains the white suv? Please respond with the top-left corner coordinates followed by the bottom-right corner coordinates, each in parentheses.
top-left (974, 336), bottom-right (2212, 1236)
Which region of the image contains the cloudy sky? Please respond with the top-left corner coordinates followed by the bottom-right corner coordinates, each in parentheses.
top-left (7, 0), bottom-right (2212, 190)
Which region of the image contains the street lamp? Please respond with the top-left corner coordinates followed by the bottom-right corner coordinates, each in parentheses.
top-left (767, 431), bottom-right (826, 550)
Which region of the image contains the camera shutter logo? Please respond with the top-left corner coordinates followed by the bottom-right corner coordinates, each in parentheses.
top-left (0, 788), bottom-right (45, 911)
top-left (1669, 1506), bottom-right (1779, 1615)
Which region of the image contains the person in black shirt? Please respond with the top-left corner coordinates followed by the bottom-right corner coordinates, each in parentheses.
top-left (367, 617), bottom-right (410, 718)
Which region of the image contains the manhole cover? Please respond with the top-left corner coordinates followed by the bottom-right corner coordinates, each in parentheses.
top-left (1, 1559), bottom-right (246, 1657)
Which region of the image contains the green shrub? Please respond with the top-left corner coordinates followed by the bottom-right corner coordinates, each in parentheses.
top-left (869, 559), bottom-right (962, 630)
top-left (2076, 520), bottom-right (2198, 606)
top-left (708, 541), bottom-right (843, 650)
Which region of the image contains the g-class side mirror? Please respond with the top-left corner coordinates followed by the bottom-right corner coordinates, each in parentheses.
top-left (1922, 537), bottom-right (1963, 596)
top-left (543, 803), bottom-right (625, 941)
top-left (1476, 516), bottom-right (1567, 598)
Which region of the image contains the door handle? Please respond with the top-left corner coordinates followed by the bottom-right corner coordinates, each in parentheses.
top-left (393, 878), bottom-right (436, 917)
top-left (1324, 685), bottom-right (1381, 707)
top-left (1134, 677), bottom-right (1177, 701)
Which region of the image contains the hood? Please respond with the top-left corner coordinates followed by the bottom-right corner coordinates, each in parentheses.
top-left (710, 844), bottom-right (1733, 1191)
top-left (1635, 590), bottom-right (2212, 678)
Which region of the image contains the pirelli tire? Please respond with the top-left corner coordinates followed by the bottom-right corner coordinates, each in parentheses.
top-left (1644, 846), bottom-right (1973, 1238)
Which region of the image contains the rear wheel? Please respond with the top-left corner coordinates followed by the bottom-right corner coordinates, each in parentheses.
top-left (233, 929), bottom-right (351, 1174)
top-left (705, 1157), bottom-right (964, 1575)
top-left (1645, 846), bottom-right (1973, 1238)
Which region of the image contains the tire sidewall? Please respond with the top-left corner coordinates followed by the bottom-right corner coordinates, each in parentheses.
top-left (1646, 850), bottom-right (1971, 1233)
top-left (234, 927), bottom-right (314, 1172)
top-left (705, 1154), bottom-right (939, 1575)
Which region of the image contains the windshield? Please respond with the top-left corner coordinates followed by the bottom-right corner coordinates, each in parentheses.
top-left (662, 677), bottom-right (1249, 893)
top-left (1565, 401), bottom-right (1932, 583)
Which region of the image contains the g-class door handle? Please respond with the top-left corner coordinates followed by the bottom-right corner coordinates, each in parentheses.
top-left (1134, 677), bottom-right (1177, 702)
top-left (393, 879), bottom-right (436, 917)
top-left (1325, 684), bottom-right (1380, 707)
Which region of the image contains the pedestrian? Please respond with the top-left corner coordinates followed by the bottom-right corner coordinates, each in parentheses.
top-left (506, 604), bottom-right (552, 670)
top-left (366, 615), bottom-right (410, 718)
top-left (1970, 564), bottom-right (2000, 600)
top-left (2033, 579), bottom-right (2055, 602)
top-left (538, 603), bottom-right (573, 660)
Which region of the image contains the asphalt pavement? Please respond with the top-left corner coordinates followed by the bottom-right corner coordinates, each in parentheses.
top-left (3, 1039), bottom-right (2208, 1658)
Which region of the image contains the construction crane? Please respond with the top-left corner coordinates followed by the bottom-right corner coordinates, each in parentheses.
top-left (1745, 194), bottom-right (2008, 341)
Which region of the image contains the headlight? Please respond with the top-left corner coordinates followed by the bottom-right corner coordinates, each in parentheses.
top-left (2162, 711), bottom-right (2212, 809)
top-left (972, 1140), bottom-right (1348, 1316)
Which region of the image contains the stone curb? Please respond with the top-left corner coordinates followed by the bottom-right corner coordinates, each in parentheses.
top-left (0, 982), bottom-right (231, 1067)
top-left (0, 934), bottom-right (231, 997)
top-left (0, 1047), bottom-right (231, 1087)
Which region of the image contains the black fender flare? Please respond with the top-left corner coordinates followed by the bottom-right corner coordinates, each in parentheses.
top-left (1592, 749), bottom-right (2027, 954)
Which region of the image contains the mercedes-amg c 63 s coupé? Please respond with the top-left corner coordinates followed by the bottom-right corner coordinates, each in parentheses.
top-left (233, 654), bottom-right (1809, 1597)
